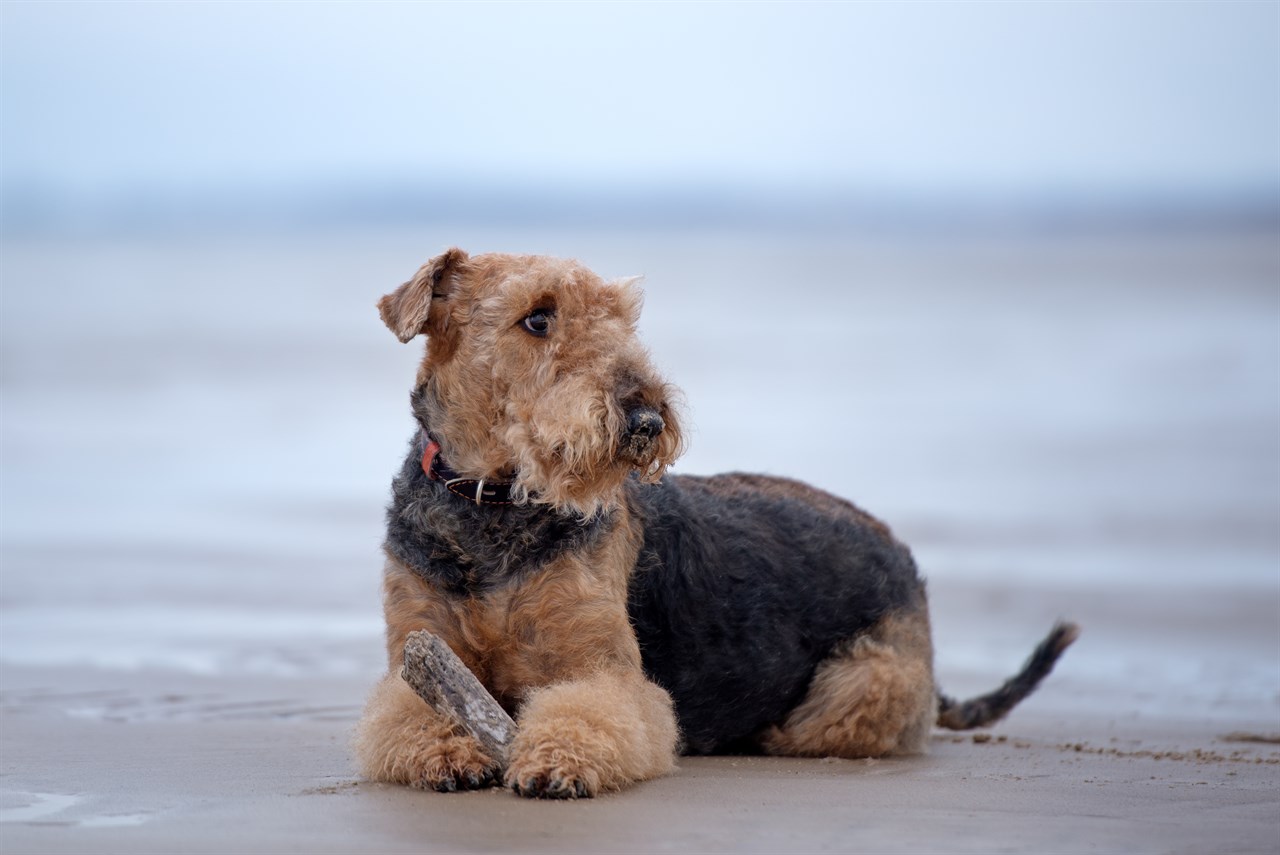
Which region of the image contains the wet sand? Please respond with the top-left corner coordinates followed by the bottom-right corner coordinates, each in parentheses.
top-left (2, 228), bottom-right (1277, 852)
top-left (3, 566), bottom-right (1276, 853)
top-left (3, 652), bottom-right (1277, 855)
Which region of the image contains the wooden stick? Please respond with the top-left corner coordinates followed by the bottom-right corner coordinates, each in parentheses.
top-left (401, 630), bottom-right (517, 766)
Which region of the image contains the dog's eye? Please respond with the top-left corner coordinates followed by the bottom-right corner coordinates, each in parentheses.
top-left (521, 310), bottom-right (553, 337)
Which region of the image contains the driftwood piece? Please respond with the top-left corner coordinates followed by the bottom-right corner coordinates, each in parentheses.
top-left (401, 630), bottom-right (517, 765)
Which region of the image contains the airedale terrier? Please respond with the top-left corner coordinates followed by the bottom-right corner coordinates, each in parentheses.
top-left (354, 249), bottom-right (1077, 798)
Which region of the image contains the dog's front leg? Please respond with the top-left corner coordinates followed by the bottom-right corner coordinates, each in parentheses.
top-left (354, 672), bottom-right (501, 791)
top-left (504, 668), bottom-right (678, 798)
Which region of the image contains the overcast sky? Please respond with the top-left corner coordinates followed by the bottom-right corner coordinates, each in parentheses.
top-left (2, 0), bottom-right (1277, 203)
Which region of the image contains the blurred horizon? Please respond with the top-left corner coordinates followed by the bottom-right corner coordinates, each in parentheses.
top-left (6, 178), bottom-right (1279, 238)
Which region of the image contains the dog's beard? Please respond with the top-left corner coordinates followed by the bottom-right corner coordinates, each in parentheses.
top-left (619, 432), bottom-right (678, 485)
top-left (619, 433), bottom-right (659, 469)
top-left (510, 419), bottom-right (681, 517)
top-left (511, 432), bottom-right (633, 517)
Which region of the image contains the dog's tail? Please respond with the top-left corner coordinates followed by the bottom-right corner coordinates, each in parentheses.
top-left (935, 621), bottom-right (1079, 730)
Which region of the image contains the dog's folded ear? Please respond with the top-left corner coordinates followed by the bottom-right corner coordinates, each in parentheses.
top-left (378, 248), bottom-right (469, 342)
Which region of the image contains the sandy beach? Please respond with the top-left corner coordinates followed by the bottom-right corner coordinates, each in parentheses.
top-left (3, 649), bottom-right (1277, 854)
top-left (2, 228), bottom-right (1277, 853)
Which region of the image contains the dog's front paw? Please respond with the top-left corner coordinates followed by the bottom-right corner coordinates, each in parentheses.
top-left (504, 744), bottom-right (600, 799)
top-left (406, 735), bottom-right (500, 793)
top-left (499, 716), bottom-right (604, 798)
top-left (421, 763), bottom-right (500, 793)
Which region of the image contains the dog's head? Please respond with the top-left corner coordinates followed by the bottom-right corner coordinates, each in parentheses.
top-left (378, 248), bottom-right (685, 516)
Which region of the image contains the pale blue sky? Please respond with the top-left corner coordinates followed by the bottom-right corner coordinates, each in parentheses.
top-left (2, 0), bottom-right (1277, 205)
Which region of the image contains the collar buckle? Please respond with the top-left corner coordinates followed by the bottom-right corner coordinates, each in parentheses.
top-left (421, 433), bottom-right (514, 506)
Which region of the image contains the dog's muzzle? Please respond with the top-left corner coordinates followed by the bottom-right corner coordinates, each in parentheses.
top-left (625, 407), bottom-right (665, 442)
top-left (619, 405), bottom-right (665, 466)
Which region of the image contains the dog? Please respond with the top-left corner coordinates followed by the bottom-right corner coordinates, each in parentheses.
top-left (353, 248), bottom-right (1077, 798)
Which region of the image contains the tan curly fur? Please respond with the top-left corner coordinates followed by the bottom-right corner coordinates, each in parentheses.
top-left (377, 249), bottom-right (684, 518)
top-left (760, 610), bottom-right (937, 758)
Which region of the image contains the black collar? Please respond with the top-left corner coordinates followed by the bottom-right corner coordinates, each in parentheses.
top-left (420, 433), bottom-right (516, 506)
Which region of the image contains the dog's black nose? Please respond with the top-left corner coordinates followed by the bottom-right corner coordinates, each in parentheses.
top-left (626, 407), bottom-right (665, 440)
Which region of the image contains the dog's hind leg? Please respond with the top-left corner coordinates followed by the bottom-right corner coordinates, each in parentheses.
top-left (760, 609), bottom-right (937, 758)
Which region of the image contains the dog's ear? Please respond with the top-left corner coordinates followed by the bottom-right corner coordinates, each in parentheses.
top-left (377, 248), bottom-right (469, 343)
